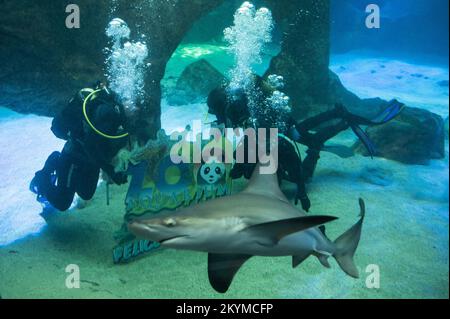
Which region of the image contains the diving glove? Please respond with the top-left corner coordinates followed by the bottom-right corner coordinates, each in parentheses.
top-left (111, 172), bottom-right (128, 185)
top-left (295, 194), bottom-right (311, 212)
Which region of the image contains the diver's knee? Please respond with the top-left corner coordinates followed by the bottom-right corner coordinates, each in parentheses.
top-left (77, 190), bottom-right (95, 201)
top-left (43, 151), bottom-right (61, 172)
top-left (52, 199), bottom-right (73, 212)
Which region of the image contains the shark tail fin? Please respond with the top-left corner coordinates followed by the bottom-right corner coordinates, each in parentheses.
top-left (333, 198), bottom-right (366, 278)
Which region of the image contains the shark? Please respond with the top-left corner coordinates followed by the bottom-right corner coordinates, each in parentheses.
top-left (128, 162), bottom-right (366, 293)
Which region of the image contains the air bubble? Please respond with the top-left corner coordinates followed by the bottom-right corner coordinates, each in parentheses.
top-left (105, 18), bottom-right (149, 111)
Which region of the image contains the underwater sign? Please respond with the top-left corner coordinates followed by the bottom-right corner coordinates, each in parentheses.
top-left (113, 132), bottom-right (233, 264)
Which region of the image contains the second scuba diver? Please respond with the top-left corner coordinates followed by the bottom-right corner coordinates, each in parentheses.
top-left (207, 75), bottom-right (405, 212)
top-left (30, 82), bottom-right (131, 212)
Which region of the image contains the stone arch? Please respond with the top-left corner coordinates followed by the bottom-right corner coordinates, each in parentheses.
top-left (0, 0), bottom-right (332, 138)
top-left (160, 0), bottom-right (283, 109)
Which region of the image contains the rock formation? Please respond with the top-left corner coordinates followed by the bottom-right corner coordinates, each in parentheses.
top-left (353, 107), bottom-right (446, 165)
top-left (168, 59), bottom-right (226, 105)
top-left (0, 0), bottom-right (445, 165)
top-left (0, 0), bottom-right (333, 138)
top-left (263, 0), bottom-right (331, 119)
top-left (0, 0), bottom-right (225, 139)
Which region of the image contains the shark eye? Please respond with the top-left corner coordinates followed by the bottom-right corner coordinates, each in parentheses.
top-left (165, 218), bottom-right (177, 227)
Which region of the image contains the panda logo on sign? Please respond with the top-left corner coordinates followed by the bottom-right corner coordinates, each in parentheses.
top-left (198, 160), bottom-right (226, 185)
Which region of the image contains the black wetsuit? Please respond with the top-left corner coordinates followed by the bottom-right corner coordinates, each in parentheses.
top-left (207, 85), bottom-right (354, 212)
top-left (289, 105), bottom-right (351, 182)
top-left (32, 87), bottom-right (128, 211)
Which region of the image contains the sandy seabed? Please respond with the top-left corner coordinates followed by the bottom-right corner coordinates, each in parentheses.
top-left (0, 51), bottom-right (448, 299)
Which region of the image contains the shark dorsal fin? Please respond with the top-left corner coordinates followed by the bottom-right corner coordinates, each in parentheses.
top-left (242, 162), bottom-right (289, 203)
top-left (208, 253), bottom-right (253, 293)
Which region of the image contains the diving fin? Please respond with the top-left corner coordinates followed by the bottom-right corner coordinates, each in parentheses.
top-left (340, 100), bottom-right (404, 127)
top-left (370, 99), bottom-right (405, 125)
top-left (351, 125), bottom-right (376, 158)
top-left (244, 215), bottom-right (338, 247)
top-left (208, 253), bottom-right (253, 293)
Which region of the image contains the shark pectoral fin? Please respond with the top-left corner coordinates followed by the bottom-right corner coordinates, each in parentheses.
top-left (245, 215), bottom-right (338, 246)
top-left (208, 253), bottom-right (253, 293)
top-left (292, 251), bottom-right (312, 268)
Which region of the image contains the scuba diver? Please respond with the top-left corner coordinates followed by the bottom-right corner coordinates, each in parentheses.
top-left (207, 76), bottom-right (404, 212)
top-left (30, 82), bottom-right (130, 212)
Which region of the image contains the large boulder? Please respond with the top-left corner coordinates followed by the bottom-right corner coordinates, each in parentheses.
top-left (328, 70), bottom-right (389, 119)
top-left (353, 107), bottom-right (446, 165)
top-left (168, 59), bottom-right (226, 105)
top-left (264, 0), bottom-right (331, 119)
top-left (0, 1), bottom-right (105, 116)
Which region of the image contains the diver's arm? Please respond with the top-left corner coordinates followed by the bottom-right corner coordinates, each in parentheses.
top-left (98, 160), bottom-right (128, 185)
top-left (87, 103), bottom-right (128, 185)
top-left (296, 179), bottom-right (311, 212)
top-left (51, 94), bottom-right (85, 140)
top-left (87, 138), bottom-right (128, 185)
top-left (82, 135), bottom-right (128, 185)
top-left (51, 105), bottom-right (77, 140)
top-left (286, 118), bottom-right (313, 147)
top-left (51, 115), bottom-right (69, 140)
top-left (279, 138), bottom-right (311, 212)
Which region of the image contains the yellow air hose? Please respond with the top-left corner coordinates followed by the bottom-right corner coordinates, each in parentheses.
top-left (82, 89), bottom-right (129, 139)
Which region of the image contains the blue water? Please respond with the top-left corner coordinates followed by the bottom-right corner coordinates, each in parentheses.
top-left (331, 0), bottom-right (449, 66)
top-left (0, 0), bottom-right (448, 299)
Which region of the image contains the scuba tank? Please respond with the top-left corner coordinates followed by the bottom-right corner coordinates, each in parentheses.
top-left (51, 82), bottom-right (128, 141)
top-left (80, 83), bottom-right (129, 140)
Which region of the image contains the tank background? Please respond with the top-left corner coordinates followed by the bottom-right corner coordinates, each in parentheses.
top-left (331, 0), bottom-right (449, 65)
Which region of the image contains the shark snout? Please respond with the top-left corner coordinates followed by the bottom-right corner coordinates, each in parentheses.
top-left (127, 220), bottom-right (155, 240)
top-left (128, 218), bottom-right (188, 244)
